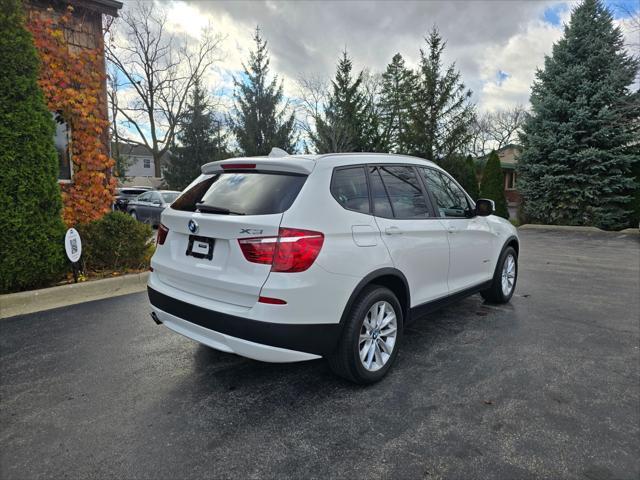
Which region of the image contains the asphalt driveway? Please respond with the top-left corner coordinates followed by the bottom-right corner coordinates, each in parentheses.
top-left (1, 228), bottom-right (638, 479)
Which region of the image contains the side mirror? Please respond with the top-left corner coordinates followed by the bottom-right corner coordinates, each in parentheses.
top-left (475, 198), bottom-right (495, 217)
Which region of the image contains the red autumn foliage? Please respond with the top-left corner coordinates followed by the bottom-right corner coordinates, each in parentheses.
top-left (26, 6), bottom-right (115, 226)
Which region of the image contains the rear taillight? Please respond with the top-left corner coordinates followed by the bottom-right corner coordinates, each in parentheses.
top-left (238, 227), bottom-right (324, 273)
top-left (237, 237), bottom-right (277, 264)
top-left (157, 224), bottom-right (169, 245)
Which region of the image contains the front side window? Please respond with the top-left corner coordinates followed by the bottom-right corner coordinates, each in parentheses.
top-left (138, 192), bottom-right (152, 202)
top-left (172, 172), bottom-right (307, 215)
top-left (420, 167), bottom-right (470, 218)
top-left (330, 167), bottom-right (370, 214)
top-left (376, 166), bottom-right (430, 218)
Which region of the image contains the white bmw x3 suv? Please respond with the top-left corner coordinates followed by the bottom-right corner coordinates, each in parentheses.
top-left (148, 152), bottom-right (518, 384)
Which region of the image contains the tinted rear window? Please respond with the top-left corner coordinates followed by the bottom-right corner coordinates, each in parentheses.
top-left (377, 166), bottom-right (430, 218)
top-left (172, 172), bottom-right (307, 215)
top-left (330, 167), bottom-right (370, 214)
top-left (121, 189), bottom-right (149, 195)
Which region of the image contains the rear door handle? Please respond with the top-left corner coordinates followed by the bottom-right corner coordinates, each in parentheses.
top-left (447, 227), bottom-right (458, 234)
top-left (385, 226), bottom-right (403, 235)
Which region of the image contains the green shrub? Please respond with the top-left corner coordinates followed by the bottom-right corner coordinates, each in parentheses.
top-left (480, 150), bottom-right (509, 219)
top-left (77, 211), bottom-right (154, 271)
top-left (0, 0), bottom-right (67, 293)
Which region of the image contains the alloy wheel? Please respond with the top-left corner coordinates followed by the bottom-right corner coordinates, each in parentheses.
top-left (359, 301), bottom-right (398, 372)
top-left (501, 254), bottom-right (516, 296)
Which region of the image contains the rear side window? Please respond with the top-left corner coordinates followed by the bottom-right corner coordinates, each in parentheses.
top-left (172, 172), bottom-right (307, 215)
top-left (331, 167), bottom-right (370, 214)
top-left (369, 167), bottom-right (394, 218)
top-left (376, 166), bottom-right (430, 218)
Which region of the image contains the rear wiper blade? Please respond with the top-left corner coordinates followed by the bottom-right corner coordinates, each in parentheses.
top-left (195, 203), bottom-right (244, 215)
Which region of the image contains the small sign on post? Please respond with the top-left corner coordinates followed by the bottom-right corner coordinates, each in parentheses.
top-left (64, 228), bottom-right (82, 283)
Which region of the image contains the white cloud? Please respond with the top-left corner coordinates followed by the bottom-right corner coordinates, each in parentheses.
top-left (115, 0), bottom-right (638, 136)
top-left (477, 17), bottom-right (566, 112)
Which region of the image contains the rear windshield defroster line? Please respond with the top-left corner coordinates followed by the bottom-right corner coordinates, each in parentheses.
top-left (171, 171), bottom-right (308, 216)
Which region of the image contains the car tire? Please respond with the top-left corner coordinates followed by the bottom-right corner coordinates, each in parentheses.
top-left (130, 210), bottom-right (138, 221)
top-left (480, 246), bottom-right (518, 304)
top-left (328, 285), bottom-right (403, 384)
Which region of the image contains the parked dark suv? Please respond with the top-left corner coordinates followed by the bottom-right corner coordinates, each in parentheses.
top-left (113, 187), bottom-right (154, 212)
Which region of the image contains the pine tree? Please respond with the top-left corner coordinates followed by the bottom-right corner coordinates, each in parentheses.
top-left (408, 28), bottom-right (475, 164)
top-left (465, 155), bottom-right (480, 201)
top-left (230, 27), bottom-right (296, 156)
top-left (517, 0), bottom-right (639, 230)
top-left (0, 0), bottom-right (66, 292)
top-left (440, 154), bottom-right (479, 201)
top-left (310, 51), bottom-right (379, 153)
top-left (480, 151), bottom-right (509, 219)
top-left (164, 81), bottom-right (228, 190)
top-left (379, 53), bottom-right (416, 153)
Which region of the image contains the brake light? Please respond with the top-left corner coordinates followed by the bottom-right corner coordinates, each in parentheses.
top-left (221, 163), bottom-right (256, 170)
top-left (157, 224), bottom-right (169, 245)
top-left (258, 296), bottom-right (287, 305)
top-left (237, 237), bottom-right (277, 264)
top-left (238, 227), bottom-right (324, 273)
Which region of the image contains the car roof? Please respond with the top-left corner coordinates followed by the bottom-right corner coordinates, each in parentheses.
top-left (202, 153), bottom-right (438, 175)
top-left (313, 153), bottom-right (438, 168)
top-left (158, 190), bottom-right (180, 194)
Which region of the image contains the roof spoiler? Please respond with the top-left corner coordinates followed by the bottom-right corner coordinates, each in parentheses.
top-left (201, 156), bottom-right (315, 175)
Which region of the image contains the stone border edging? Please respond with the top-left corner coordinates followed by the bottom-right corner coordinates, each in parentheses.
top-left (0, 272), bottom-right (149, 319)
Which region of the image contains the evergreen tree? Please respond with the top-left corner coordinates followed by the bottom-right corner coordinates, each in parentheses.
top-left (310, 51), bottom-right (380, 153)
top-left (465, 155), bottom-right (480, 201)
top-left (480, 151), bottom-right (509, 219)
top-left (517, 0), bottom-right (639, 230)
top-left (230, 27), bottom-right (296, 156)
top-left (164, 80), bottom-right (228, 190)
top-left (379, 53), bottom-right (416, 153)
top-left (407, 28), bottom-right (475, 164)
top-left (0, 0), bottom-right (66, 292)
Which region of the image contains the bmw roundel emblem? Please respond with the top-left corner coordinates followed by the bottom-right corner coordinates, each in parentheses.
top-left (188, 219), bottom-right (199, 234)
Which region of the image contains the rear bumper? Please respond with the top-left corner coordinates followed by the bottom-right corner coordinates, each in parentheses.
top-left (148, 287), bottom-right (340, 362)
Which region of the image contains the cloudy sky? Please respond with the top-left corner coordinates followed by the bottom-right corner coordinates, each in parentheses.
top-left (154, 0), bottom-right (638, 114)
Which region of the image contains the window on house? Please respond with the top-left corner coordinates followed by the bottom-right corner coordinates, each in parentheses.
top-left (505, 171), bottom-right (517, 190)
top-left (143, 158), bottom-right (151, 169)
top-left (53, 113), bottom-right (71, 181)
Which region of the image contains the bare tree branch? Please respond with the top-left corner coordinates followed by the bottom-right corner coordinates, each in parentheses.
top-left (105, 2), bottom-right (224, 177)
top-left (468, 105), bottom-right (527, 157)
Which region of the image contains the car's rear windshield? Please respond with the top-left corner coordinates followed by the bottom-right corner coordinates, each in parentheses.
top-left (161, 192), bottom-right (180, 203)
top-left (171, 172), bottom-right (307, 215)
top-left (121, 189), bottom-right (149, 195)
